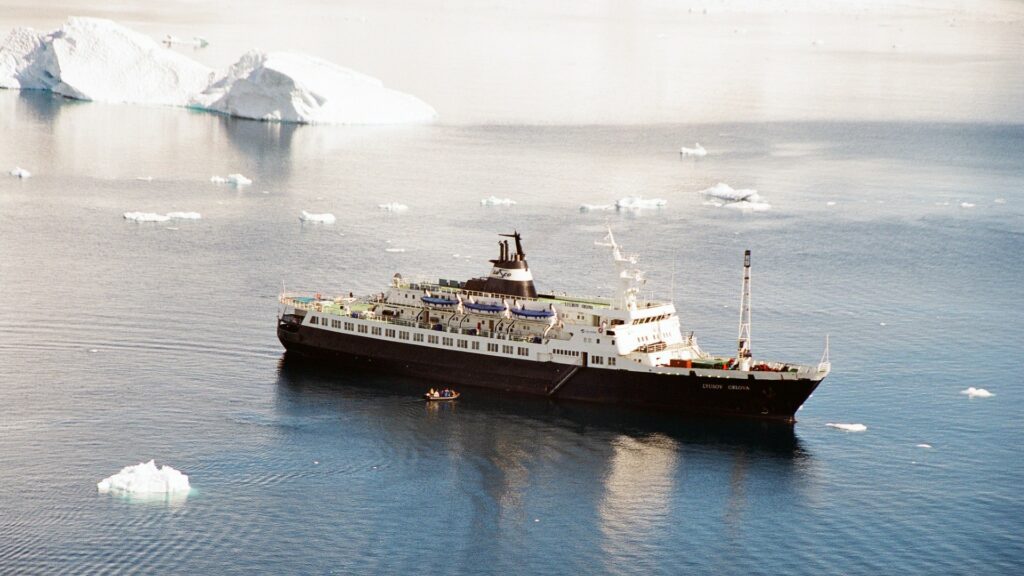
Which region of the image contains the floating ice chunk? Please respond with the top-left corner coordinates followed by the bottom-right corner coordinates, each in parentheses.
top-left (827, 423), bottom-right (867, 432)
top-left (385, 247), bottom-right (406, 253)
top-left (679, 142), bottom-right (707, 157)
top-left (97, 460), bottom-right (190, 494)
top-left (191, 50), bottom-right (437, 125)
top-left (480, 196), bottom-right (517, 206)
top-left (378, 202), bottom-right (408, 212)
top-left (166, 211), bottom-right (201, 220)
top-left (960, 202), bottom-right (975, 208)
top-left (124, 211), bottom-right (171, 222)
top-left (9, 166), bottom-right (31, 178)
top-left (299, 210), bottom-right (336, 224)
top-left (615, 196), bottom-right (667, 210)
top-left (961, 387), bottom-right (993, 398)
top-left (210, 176), bottom-right (228, 184)
top-left (700, 182), bottom-right (761, 203)
top-left (916, 444), bottom-right (932, 449)
top-left (826, 201), bottom-right (837, 206)
top-left (579, 204), bottom-right (615, 212)
top-left (994, 198), bottom-right (1006, 204)
top-left (0, 18), bottom-right (213, 105)
top-left (136, 176), bottom-right (153, 182)
top-left (228, 173), bottom-right (251, 186)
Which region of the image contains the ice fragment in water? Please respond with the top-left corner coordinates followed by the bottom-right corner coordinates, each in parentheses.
top-left (299, 210), bottom-right (336, 224)
top-left (700, 182), bottom-right (761, 203)
top-left (480, 196), bottom-right (517, 206)
top-left (378, 202), bottom-right (408, 212)
top-left (579, 204), bottom-right (615, 212)
top-left (960, 202), bottom-right (975, 208)
top-left (124, 211), bottom-right (171, 222)
top-left (827, 423), bottom-right (867, 432)
top-left (9, 166), bottom-right (31, 178)
top-left (97, 460), bottom-right (190, 494)
top-left (679, 143), bottom-right (707, 157)
top-left (167, 211), bottom-right (201, 220)
top-left (961, 387), bottom-right (993, 398)
top-left (615, 196), bottom-right (666, 210)
top-left (916, 444), bottom-right (932, 449)
top-left (385, 247), bottom-right (406, 253)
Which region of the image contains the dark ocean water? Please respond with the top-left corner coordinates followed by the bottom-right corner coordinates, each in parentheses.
top-left (1, 90), bottom-right (1022, 574)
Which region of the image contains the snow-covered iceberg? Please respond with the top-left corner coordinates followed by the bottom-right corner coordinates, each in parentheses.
top-left (191, 51), bottom-right (437, 125)
top-left (0, 18), bottom-right (213, 105)
top-left (97, 460), bottom-right (191, 495)
top-left (300, 210), bottom-right (336, 224)
top-left (679, 143), bottom-right (707, 157)
top-left (480, 196), bottom-right (516, 206)
top-left (961, 387), bottom-right (993, 398)
top-left (616, 196), bottom-right (667, 210)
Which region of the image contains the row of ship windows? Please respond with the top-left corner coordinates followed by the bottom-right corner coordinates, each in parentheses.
top-left (553, 348), bottom-right (616, 366)
top-left (633, 314), bottom-right (669, 325)
top-left (308, 316), bottom-right (529, 357)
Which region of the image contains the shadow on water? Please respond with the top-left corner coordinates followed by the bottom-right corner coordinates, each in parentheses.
top-left (273, 354), bottom-right (811, 460)
top-left (217, 114), bottom-right (300, 177)
top-left (16, 90), bottom-right (75, 124)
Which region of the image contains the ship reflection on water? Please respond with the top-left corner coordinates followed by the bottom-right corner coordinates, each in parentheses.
top-left (273, 356), bottom-right (816, 555)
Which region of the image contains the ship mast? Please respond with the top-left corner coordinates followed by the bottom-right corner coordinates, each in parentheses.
top-left (595, 228), bottom-right (644, 311)
top-left (737, 250), bottom-right (753, 371)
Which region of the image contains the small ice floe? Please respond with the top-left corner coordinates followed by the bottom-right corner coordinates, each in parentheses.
top-left (615, 196), bottom-right (667, 210)
top-left (826, 201), bottom-right (837, 206)
top-left (961, 387), bottom-right (993, 399)
top-left (827, 423), bottom-right (867, 432)
top-left (124, 211), bottom-right (171, 222)
top-left (9, 167), bottom-right (31, 178)
top-left (88, 348), bottom-right (100, 353)
top-left (97, 460), bottom-right (190, 495)
top-left (579, 204), bottom-right (615, 212)
top-left (994, 198), bottom-right (1006, 204)
top-left (166, 211), bottom-right (201, 220)
top-left (679, 143), bottom-right (707, 157)
top-left (879, 322), bottom-right (887, 326)
top-left (299, 210), bottom-right (336, 224)
top-left (210, 173), bottom-right (252, 186)
top-left (724, 201), bottom-right (772, 212)
top-left (378, 202), bottom-right (408, 212)
top-left (916, 444), bottom-right (932, 449)
top-left (960, 202), bottom-right (975, 208)
top-left (384, 247), bottom-right (406, 253)
top-left (480, 196), bottom-right (517, 206)
top-left (700, 182), bottom-right (761, 203)
top-left (136, 176), bottom-right (154, 182)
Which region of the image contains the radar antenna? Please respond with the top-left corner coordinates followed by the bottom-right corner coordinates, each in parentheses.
top-left (595, 227), bottom-right (645, 311)
top-left (737, 250), bottom-right (753, 371)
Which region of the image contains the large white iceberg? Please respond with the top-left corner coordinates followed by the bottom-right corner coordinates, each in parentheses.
top-left (97, 460), bottom-right (191, 494)
top-left (0, 18), bottom-right (213, 105)
top-left (191, 50), bottom-right (437, 125)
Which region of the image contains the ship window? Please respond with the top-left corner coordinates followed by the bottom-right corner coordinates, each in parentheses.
top-left (517, 347), bottom-right (528, 357)
top-left (310, 316), bottom-right (318, 325)
top-left (344, 322), bottom-right (354, 330)
top-left (502, 345), bottom-right (513, 354)
top-left (428, 335), bottom-right (439, 344)
top-left (358, 325), bottom-right (368, 334)
top-left (399, 331), bottom-right (409, 340)
top-left (593, 356), bottom-right (603, 365)
top-left (442, 337), bottom-right (453, 346)
top-left (372, 327), bottom-right (382, 336)
top-left (487, 343), bottom-right (498, 352)
top-left (457, 340), bottom-right (468, 349)
top-left (472, 342), bottom-right (480, 350)
top-left (385, 329), bottom-right (396, 338)
top-left (609, 357), bottom-right (616, 366)
top-left (414, 333), bottom-right (424, 342)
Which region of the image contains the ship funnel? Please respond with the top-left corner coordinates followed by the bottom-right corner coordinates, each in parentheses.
top-left (463, 231), bottom-right (538, 298)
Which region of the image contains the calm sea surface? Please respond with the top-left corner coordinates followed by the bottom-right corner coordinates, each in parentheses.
top-left (2, 1), bottom-right (1024, 573)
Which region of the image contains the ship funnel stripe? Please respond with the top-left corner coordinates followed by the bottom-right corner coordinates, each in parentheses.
top-left (489, 267), bottom-right (534, 282)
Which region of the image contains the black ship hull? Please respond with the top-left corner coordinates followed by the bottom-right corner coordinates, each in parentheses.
top-left (277, 323), bottom-right (821, 423)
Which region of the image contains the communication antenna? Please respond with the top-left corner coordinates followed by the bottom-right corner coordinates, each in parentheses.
top-left (737, 250), bottom-right (752, 371)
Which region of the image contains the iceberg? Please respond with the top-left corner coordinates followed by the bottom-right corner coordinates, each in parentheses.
top-left (961, 387), bottom-right (993, 398)
top-left (827, 423), bottom-right (867, 432)
top-left (299, 210), bottom-right (336, 224)
top-left (0, 18), bottom-right (213, 105)
top-left (378, 202), bottom-right (408, 212)
top-left (480, 196), bottom-right (517, 206)
top-left (124, 211), bottom-right (171, 222)
top-left (97, 460), bottom-right (191, 494)
top-left (191, 50), bottom-right (437, 125)
top-left (615, 197), bottom-right (667, 210)
top-left (679, 143), bottom-right (707, 157)
top-left (9, 166), bottom-right (31, 178)
top-left (700, 182), bottom-right (761, 203)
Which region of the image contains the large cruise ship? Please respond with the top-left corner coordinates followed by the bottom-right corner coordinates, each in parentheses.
top-left (277, 230), bottom-right (830, 422)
